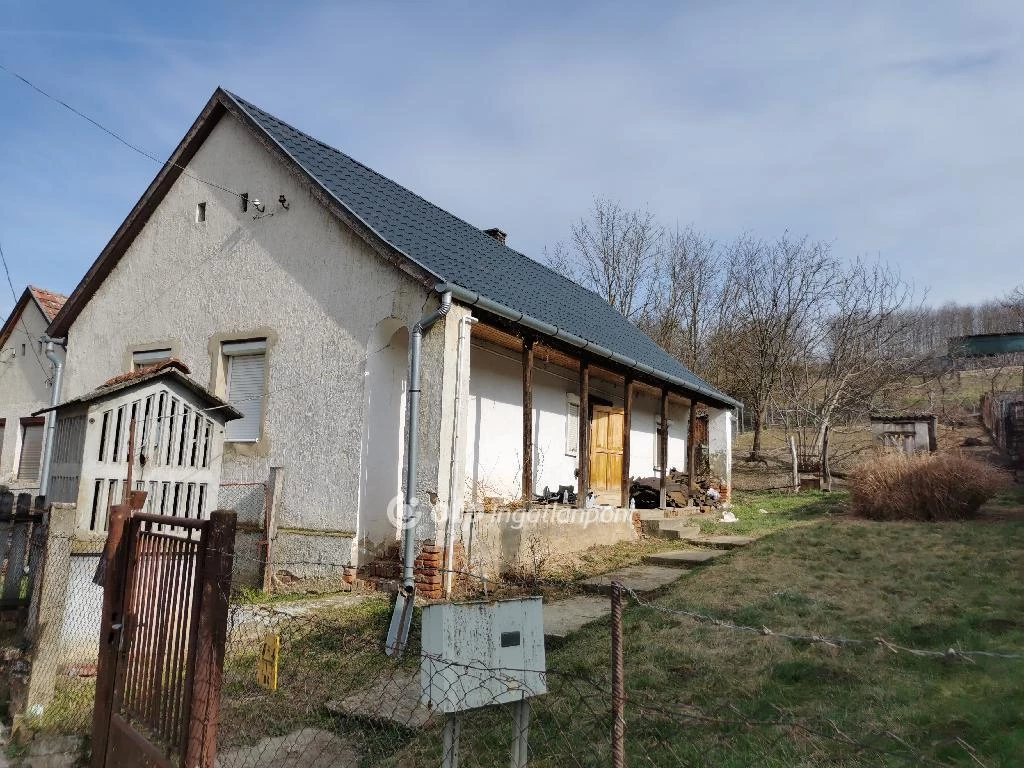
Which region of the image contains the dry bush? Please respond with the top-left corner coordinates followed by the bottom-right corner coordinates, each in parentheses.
top-left (849, 452), bottom-right (1008, 521)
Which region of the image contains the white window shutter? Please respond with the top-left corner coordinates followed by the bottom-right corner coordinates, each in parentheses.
top-left (565, 394), bottom-right (580, 457)
top-left (18, 423), bottom-right (44, 480)
top-left (226, 353), bottom-right (266, 441)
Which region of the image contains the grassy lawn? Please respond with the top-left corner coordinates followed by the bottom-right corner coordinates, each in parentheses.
top-left (529, 492), bottom-right (1024, 766)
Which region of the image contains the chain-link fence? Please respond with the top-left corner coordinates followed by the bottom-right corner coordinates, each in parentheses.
top-left (9, 508), bottom-right (1024, 767)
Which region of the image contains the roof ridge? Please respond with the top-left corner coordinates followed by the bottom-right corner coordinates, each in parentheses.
top-left (224, 91), bottom-right (606, 306)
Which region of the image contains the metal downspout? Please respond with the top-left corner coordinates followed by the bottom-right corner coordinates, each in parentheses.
top-left (402, 291), bottom-right (452, 593)
top-left (38, 336), bottom-right (66, 499)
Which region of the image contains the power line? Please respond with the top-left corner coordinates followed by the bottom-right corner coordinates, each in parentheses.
top-left (0, 62), bottom-right (244, 200)
top-left (0, 236), bottom-right (51, 381)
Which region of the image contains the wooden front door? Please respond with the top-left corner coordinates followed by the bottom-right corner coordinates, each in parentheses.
top-left (589, 406), bottom-right (624, 492)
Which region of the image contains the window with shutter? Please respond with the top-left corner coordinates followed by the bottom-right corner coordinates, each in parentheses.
top-left (565, 393), bottom-right (580, 457)
top-left (132, 348), bottom-right (173, 370)
top-left (224, 341), bottom-right (267, 442)
top-left (18, 418), bottom-right (44, 481)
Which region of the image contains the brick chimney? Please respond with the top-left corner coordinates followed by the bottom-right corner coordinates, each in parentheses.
top-left (483, 227), bottom-right (507, 245)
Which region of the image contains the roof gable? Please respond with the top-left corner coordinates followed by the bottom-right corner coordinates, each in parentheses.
top-left (50, 88), bottom-right (737, 407)
top-left (0, 285), bottom-right (65, 349)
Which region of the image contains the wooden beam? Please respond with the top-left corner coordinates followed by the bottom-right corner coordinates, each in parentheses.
top-left (659, 388), bottom-right (669, 508)
top-left (687, 400), bottom-right (699, 492)
top-left (522, 339), bottom-right (535, 506)
top-left (621, 377), bottom-right (633, 508)
top-left (577, 361), bottom-right (590, 508)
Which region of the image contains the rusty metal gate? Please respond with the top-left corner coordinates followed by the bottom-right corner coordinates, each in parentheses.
top-left (91, 506), bottom-right (236, 767)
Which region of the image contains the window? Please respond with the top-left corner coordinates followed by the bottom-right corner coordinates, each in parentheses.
top-left (565, 393), bottom-right (580, 457)
top-left (17, 417), bottom-right (44, 481)
top-left (196, 202), bottom-right (207, 223)
top-left (0, 419), bottom-right (5, 465)
top-left (224, 339), bottom-right (267, 442)
top-left (132, 348), bottom-right (173, 370)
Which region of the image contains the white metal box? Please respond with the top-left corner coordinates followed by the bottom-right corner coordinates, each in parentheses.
top-left (421, 596), bottom-right (547, 713)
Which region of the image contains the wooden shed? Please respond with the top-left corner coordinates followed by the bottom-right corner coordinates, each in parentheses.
top-left (36, 361), bottom-right (242, 532)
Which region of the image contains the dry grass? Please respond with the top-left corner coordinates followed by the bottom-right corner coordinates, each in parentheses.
top-left (849, 452), bottom-right (1009, 521)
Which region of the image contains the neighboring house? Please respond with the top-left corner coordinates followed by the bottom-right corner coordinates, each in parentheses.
top-left (0, 286), bottom-right (66, 492)
top-left (46, 88), bottom-right (738, 577)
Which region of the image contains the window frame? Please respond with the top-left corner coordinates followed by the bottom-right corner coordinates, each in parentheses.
top-left (17, 416), bottom-right (45, 482)
top-left (565, 393), bottom-right (580, 457)
top-left (223, 339), bottom-right (268, 443)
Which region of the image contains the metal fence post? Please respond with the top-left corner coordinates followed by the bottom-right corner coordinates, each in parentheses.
top-left (185, 509), bottom-right (237, 767)
top-left (611, 581), bottom-right (626, 768)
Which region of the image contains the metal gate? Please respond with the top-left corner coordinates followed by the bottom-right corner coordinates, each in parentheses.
top-left (91, 505), bottom-right (236, 767)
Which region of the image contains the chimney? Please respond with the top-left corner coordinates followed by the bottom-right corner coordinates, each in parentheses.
top-left (483, 227), bottom-right (507, 245)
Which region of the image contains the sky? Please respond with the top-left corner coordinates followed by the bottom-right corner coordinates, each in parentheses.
top-left (1, 1), bottom-right (1023, 319)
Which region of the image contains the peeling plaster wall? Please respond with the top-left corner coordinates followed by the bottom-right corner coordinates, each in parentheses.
top-left (61, 113), bottom-right (444, 570)
top-left (0, 300), bottom-right (54, 491)
top-left (465, 339), bottom-right (690, 502)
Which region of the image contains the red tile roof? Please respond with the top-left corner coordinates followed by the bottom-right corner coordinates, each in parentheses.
top-left (29, 286), bottom-right (68, 322)
top-left (100, 359), bottom-right (191, 389)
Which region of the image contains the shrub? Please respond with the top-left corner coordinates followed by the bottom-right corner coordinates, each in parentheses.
top-left (849, 452), bottom-right (1008, 521)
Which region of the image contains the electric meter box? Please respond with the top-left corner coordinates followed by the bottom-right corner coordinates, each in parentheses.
top-left (421, 596), bottom-right (547, 713)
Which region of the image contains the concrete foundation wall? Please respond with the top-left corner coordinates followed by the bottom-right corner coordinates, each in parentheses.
top-left (59, 112), bottom-right (454, 569)
top-left (462, 505), bottom-right (637, 578)
top-left (466, 340), bottom-right (690, 501)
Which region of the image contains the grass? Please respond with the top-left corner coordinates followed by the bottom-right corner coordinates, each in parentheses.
top-left (526, 495), bottom-right (1024, 766)
top-left (44, 488), bottom-right (1019, 766)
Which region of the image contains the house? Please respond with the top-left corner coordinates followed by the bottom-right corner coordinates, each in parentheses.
top-left (0, 286), bottom-right (66, 492)
top-left (45, 88), bottom-right (738, 581)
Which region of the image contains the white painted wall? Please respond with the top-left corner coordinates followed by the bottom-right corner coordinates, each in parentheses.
top-left (0, 299), bottom-right (54, 492)
top-left (465, 339), bottom-right (690, 504)
top-left (60, 112), bottom-right (453, 569)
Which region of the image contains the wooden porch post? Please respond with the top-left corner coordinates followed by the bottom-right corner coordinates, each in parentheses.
top-left (522, 339), bottom-right (535, 506)
top-left (687, 399), bottom-right (699, 492)
top-left (659, 388), bottom-right (669, 509)
top-left (577, 361), bottom-right (590, 508)
top-left (621, 377), bottom-right (633, 508)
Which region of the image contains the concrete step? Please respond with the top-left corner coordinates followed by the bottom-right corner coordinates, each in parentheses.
top-left (543, 596), bottom-right (610, 645)
top-left (643, 549), bottom-right (727, 567)
top-left (643, 520), bottom-right (701, 540)
top-left (681, 535), bottom-right (755, 549)
top-left (581, 565), bottom-right (682, 596)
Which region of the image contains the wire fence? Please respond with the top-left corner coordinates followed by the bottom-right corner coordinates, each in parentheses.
top-left (13, 526), bottom-right (1024, 767)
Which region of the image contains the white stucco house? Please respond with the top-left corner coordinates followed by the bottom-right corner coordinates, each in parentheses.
top-left (45, 88), bottom-right (738, 580)
top-left (0, 286), bottom-right (66, 493)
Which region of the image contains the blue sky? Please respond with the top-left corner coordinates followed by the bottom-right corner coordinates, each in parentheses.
top-left (1, 1), bottom-right (1023, 318)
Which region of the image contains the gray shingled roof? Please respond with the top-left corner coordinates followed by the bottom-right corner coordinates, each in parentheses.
top-left (226, 92), bottom-right (736, 408)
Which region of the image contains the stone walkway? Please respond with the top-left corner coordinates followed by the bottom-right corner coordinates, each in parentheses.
top-left (543, 536), bottom-right (755, 643)
top-left (216, 728), bottom-right (362, 767)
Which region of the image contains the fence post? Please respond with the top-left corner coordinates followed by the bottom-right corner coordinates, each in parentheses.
top-left (90, 504), bottom-right (131, 767)
top-left (185, 510), bottom-right (236, 768)
top-left (262, 467), bottom-right (284, 592)
top-left (24, 503), bottom-right (77, 715)
top-left (611, 581), bottom-right (625, 768)
top-left (789, 436), bottom-right (799, 493)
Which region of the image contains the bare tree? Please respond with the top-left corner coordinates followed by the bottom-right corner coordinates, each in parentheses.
top-left (547, 198), bottom-right (664, 324)
top-left (720, 233), bottom-right (836, 458)
top-left (778, 259), bottom-right (923, 474)
top-left (644, 226), bottom-right (724, 377)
